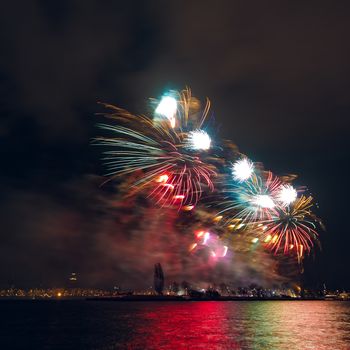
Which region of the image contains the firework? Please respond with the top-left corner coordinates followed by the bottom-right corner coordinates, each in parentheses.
top-left (252, 194), bottom-right (275, 209)
top-left (153, 89), bottom-right (211, 131)
top-left (186, 130), bottom-right (211, 151)
top-left (155, 95), bottom-right (177, 128)
top-left (190, 230), bottom-right (228, 258)
top-left (232, 158), bottom-right (254, 182)
top-left (261, 195), bottom-right (319, 258)
top-left (219, 171), bottom-right (281, 224)
top-left (277, 184), bottom-right (298, 206)
top-left (96, 92), bottom-right (216, 207)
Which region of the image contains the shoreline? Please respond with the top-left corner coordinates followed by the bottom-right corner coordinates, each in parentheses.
top-left (0, 296), bottom-right (348, 301)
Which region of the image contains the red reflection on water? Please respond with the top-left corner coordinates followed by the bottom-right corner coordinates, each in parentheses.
top-left (129, 302), bottom-right (242, 349)
top-left (124, 301), bottom-right (350, 349)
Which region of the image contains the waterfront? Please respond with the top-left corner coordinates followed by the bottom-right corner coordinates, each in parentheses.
top-left (1, 300), bottom-right (349, 349)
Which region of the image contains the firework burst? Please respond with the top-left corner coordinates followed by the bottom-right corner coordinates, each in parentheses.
top-left (153, 88), bottom-right (210, 131)
top-left (185, 130), bottom-right (211, 151)
top-left (232, 158), bottom-right (254, 182)
top-left (96, 92), bottom-right (216, 207)
top-left (219, 171), bottom-right (282, 224)
top-left (261, 195), bottom-right (319, 258)
top-left (277, 184), bottom-right (298, 206)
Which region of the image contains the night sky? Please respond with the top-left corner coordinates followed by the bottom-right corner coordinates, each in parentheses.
top-left (1, 1), bottom-right (349, 289)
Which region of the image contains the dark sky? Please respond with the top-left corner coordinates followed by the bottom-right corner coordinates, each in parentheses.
top-left (0, 1), bottom-right (349, 289)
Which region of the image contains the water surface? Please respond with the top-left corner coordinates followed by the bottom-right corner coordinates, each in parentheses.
top-left (1, 300), bottom-right (349, 349)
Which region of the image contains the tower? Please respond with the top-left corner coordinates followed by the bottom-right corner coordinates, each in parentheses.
top-left (154, 263), bottom-right (164, 295)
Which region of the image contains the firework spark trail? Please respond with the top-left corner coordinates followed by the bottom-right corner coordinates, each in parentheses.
top-left (261, 196), bottom-right (319, 258)
top-left (189, 230), bottom-right (228, 259)
top-left (95, 93), bottom-right (216, 208)
top-left (219, 171), bottom-right (282, 224)
top-left (152, 88), bottom-right (210, 131)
